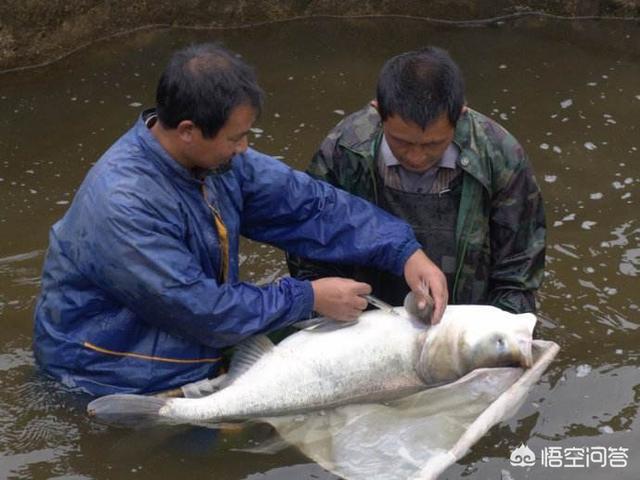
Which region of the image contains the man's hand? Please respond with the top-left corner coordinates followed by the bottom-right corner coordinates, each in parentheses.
top-left (403, 250), bottom-right (448, 324)
top-left (311, 278), bottom-right (372, 322)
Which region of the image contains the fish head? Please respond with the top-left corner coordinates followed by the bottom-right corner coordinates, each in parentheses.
top-left (459, 310), bottom-right (536, 373)
top-left (465, 328), bottom-right (533, 370)
top-left (416, 306), bottom-right (536, 385)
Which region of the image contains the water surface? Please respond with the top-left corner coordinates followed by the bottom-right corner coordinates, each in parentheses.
top-left (1, 16), bottom-right (638, 480)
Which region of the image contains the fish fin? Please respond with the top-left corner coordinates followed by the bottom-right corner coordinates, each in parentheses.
top-left (292, 317), bottom-right (357, 332)
top-left (227, 335), bottom-right (275, 382)
top-left (87, 394), bottom-right (169, 427)
top-left (292, 316), bottom-right (332, 330)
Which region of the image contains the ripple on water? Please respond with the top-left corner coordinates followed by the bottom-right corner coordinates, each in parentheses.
top-left (0, 348), bottom-right (33, 371)
top-left (12, 415), bottom-right (80, 454)
top-left (0, 250), bottom-right (43, 265)
top-left (0, 446), bottom-right (76, 480)
top-left (619, 248), bottom-right (640, 277)
top-left (0, 371), bottom-right (83, 477)
top-left (601, 221), bottom-right (638, 248)
top-left (0, 250), bottom-right (44, 294)
top-left (552, 243), bottom-right (580, 260)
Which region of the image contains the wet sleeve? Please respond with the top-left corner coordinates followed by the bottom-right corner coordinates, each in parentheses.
top-left (488, 150), bottom-right (546, 314)
top-left (237, 151), bottom-right (420, 277)
top-left (81, 188), bottom-right (314, 349)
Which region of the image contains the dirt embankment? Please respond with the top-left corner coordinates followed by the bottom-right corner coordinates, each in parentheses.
top-left (1, 0), bottom-right (638, 71)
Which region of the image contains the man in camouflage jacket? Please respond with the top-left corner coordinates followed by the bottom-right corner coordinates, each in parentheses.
top-left (288, 47), bottom-right (546, 314)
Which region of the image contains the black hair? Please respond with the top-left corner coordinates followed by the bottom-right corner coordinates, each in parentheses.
top-left (156, 43), bottom-right (264, 138)
top-left (376, 46), bottom-right (465, 128)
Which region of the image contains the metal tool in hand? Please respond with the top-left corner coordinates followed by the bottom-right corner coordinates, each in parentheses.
top-left (362, 294), bottom-right (400, 316)
top-left (296, 295), bottom-right (399, 332)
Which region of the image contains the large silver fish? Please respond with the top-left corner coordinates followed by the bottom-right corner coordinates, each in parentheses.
top-left (88, 305), bottom-right (535, 424)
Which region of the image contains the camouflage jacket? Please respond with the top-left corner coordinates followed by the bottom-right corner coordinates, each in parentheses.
top-left (288, 105), bottom-right (546, 313)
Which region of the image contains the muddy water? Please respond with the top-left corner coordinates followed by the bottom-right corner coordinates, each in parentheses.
top-left (0, 16), bottom-right (638, 480)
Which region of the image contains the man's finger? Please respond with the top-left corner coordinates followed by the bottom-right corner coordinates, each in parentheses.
top-left (352, 282), bottom-right (372, 295)
top-left (417, 280), bottom-right (431, 309)
top-left (354, 296), bottom-right (368, 311)
top-left (431, 291), bottom-right (447, 325)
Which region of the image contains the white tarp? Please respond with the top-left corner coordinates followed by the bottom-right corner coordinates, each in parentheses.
top-left (265, 340), bottom-right (559, 480)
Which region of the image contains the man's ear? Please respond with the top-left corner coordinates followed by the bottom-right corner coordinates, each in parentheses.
top-left (176, 120), bottom-right (196, 143)
top-left (369, 99), bottom-right (379, 110)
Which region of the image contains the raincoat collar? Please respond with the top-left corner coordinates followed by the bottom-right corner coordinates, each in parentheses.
top-left (337, 105), bottom-right (489, 193)
top-left (337, 105), bottom-right (383, 158)
top-left (135, 109), bottom-right (208, 187)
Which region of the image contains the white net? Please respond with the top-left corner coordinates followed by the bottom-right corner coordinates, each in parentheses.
top-left (265, 340), bottom-right (559, 480)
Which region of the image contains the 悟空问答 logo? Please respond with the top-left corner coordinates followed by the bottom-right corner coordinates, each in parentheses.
top-left (510, 443), bottom-right (536, 467)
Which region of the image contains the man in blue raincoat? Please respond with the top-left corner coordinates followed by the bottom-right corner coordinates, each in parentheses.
top-left (33, 44), bottom-right (447, 396)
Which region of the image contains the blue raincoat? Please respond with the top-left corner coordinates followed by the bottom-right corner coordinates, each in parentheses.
top-left (33, 111), bottom-right (420, 396)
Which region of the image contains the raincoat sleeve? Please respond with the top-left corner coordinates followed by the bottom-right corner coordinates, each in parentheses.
top-left (285, 136), bottom-right (361, 282)
top-left (77, 184), bottom-right (314, 349)
top-left (488, 149), bottom-right (546, 314)
top-left (236, 151), bottom-right (420, 276)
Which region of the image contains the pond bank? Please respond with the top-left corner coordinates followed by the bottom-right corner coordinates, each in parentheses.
top-left (1, 0), bottom-right (639, 71)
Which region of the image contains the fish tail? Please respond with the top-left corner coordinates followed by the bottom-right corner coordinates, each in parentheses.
top-left (87, 394), bottom-right (169, 426)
